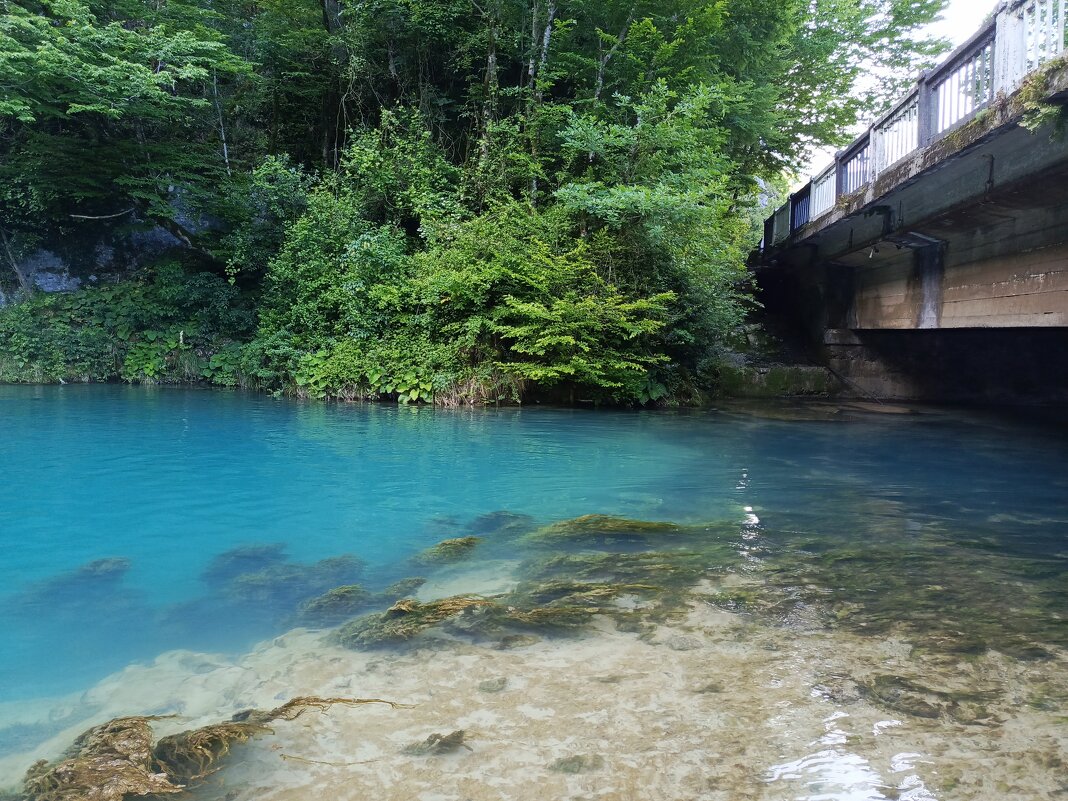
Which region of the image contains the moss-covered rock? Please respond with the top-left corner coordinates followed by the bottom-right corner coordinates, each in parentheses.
top-left (201, 543), bottom-right (289, 588)
top-left (413, 537), bottom-right (482, 565)
top-left (514, 579), bottom-right (660, 607)
top-left (525, 515), bottom-right (684, 546)
top-left (548, 754), bottom-right (605, 773)
top-left (469, 511), bottom-right (536, 537)
top-left (380, 577), bottom-right (428, 600)
top-left (335, 596), bottom-right (496, 647)
top-left (298, 584), bottom-right (374, 626)
top-left (152, 722), bottom-right (268, 785)
top-left (223, 554), bottom-right (366, 606)
top-left (524, 550), bottom-right (713, 588)
top-left (22, 717), bottom-right (181, 801)
top-left (21, 697), bottom-right (396, 800)
top-left (402, 730), bottom-right (470, 755)
top-left (714, 363), bottom-right (841, 399)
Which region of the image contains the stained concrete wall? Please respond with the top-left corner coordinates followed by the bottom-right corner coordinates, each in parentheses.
top-left (851, 242), bottom-right (1068, 329)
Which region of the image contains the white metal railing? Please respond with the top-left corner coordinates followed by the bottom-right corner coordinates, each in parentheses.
top-left (841, 138), bottom-right (872, 195)
top-left (875, 93), bottom-right (919, 170)
top-left (773, 204), bottom-right (791, 245)
top-left (934, 38), bottom-right (995, 134)
top-left (811, 168), bottom-right (836, 218)
top-left (1025, 0), bottom-right (1066, 69)
top-left (762, 0), bottom-right (1067, 249)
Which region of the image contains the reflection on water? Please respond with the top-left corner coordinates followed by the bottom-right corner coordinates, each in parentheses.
top-left (1, 388), bottom-right (1066, 799)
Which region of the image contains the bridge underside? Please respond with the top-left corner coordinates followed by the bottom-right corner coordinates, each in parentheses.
top-left (826, 160), bottom-right (1068, 331)
top-left (757, 77), bottom-right (1068, 403)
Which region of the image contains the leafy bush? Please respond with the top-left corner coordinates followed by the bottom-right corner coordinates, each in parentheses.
top-left (0, 261), bottom-right (253, 384)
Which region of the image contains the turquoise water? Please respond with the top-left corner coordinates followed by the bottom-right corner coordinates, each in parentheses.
top-left (1, 385), bottom-right (1066, 710)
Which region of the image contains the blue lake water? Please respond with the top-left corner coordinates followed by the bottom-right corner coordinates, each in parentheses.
top-left (1, 386), bottom-right (1067, 779)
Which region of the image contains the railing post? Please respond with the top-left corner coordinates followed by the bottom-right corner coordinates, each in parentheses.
top-left (870, 127), bottom-right (884, 181)
top-left (916, 71), bottom-right (935, 148)
top-left (834, 151), bottom-right (845, 200)
top-left (994, 2), bottom-right (1025, 95)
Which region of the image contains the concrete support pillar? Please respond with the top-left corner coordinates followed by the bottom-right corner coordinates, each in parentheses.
top-left (914, 245), bottom-right (945, 330)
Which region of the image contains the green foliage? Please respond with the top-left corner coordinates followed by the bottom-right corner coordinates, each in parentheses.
top-left (0, 261), bottom-right (253, 383)
top-left (0, 0), bottom-right (952, 403)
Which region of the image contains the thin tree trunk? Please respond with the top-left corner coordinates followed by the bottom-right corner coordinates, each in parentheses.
top-left (528, 1), bottom-right (556, 200)
top-left (594, 15), bottom-right (632, 104)
top-left (534, 1), bottom-right (555, 101)
top-left (319, 0), bottom-right (347, 167)
top-left (479, 20), bottom-right (499, 165)
top-left (527, 0), bottom-right (539, 92)
top-left (320, 0), bottom-right (344, 33)
top-left (0, 228), bottom-right (32, 296)
top-left (212, 71), bottom-right (232, 177)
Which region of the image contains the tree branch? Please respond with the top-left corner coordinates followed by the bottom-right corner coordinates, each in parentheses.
top-left (69, 208), bottom-right (136, 221)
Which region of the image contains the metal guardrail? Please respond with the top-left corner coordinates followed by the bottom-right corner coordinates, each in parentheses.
top-left (762, 0), bottom-right (1067, 250)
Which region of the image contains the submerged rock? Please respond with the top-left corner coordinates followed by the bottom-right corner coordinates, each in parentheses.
top-left (495, 634), bottom-right (541, 650)
top-left (223, 555), bottom-right (367, 607)
top-left (22, 717), bottom-right (181, 801)
top-left (524, 550), bottom-right (712, 590)
top-left (413, 537), bottom-right (482, 565)
top-left (201, 544), bottom-right (289, 588)
top-left (335, 596), bottom-right (496, 647)
top-left (402, 730), bottom-right (471, 756)
top-left (469, 511), bottom-right (536, 537)
top-left (380, 577), bottom-right (428, 600)
top-left (478, 677), bottom-right (509, 693)
top-left (858, 675), bottom-right (1000, 724)
top-left (515, 579), bottom-right (659, 607)
top-left (525, 515), bottom-right (683, 546)
top-left (152, 722), bottom-right (268, 785)
top-left (335, 587), bottom-right (618, 649)
top-left (11, 558), bottom-right (133, 610)
top-left (298, 585), bottom-right (375, 626)
top-left (548, 754), bottom-right (605, 773)
top-left (21, 697), bottom-right (403, 800)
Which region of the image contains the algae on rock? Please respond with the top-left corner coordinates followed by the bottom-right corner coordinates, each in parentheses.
top-left (525, 515), bottom-right (683, 546)
top-left (402, 730), bottom-right (471, 755)
top-left (22, 717), bottom-right (180, 801)
top-left (21, 697), bottom-right (404, 801)
top-left (298, 585), bottom-right (374, 626)
top-left (223, 555), bottom-right (367, 606)
top-left (335, 596), bottom-right (496, 647)
top-left (469, 511), bottom-right (535, 537)
top-left (380, 577), bottom-right (428, 600)
top-left (413, 537), bottom-right (482, 565)
top-left (152, 722), bottom-right (269, 785)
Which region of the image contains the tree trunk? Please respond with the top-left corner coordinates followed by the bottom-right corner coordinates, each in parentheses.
top-left (319, 0), bottom-right (347, 166)
top-left (594, 15), bottom-right (632, 104)
top-left (479, 20), bottom-right (499, 165)
top-left (212, 71), bottom-right (232, 177)
top-left (320, 0), bottom-right (344, 33)
top-left (527, 0), bottom-right (539, 92)
top-left (534, 0), bottom-right (555, 101)
top-left (0, 228), bottom-right (33, 297)
top-left (528, 1), bottom-right (556, 200)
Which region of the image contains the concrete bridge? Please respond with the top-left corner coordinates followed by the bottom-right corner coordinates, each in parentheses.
top-left (755, 0), bottom-right (1068, 404)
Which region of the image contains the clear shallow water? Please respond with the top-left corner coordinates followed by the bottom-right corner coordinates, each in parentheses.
top-left (1, 386), bottom-right (1067, 797)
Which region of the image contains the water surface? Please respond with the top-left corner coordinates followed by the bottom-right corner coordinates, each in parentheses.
top-left (1, 387), bottom-right (1066, 799)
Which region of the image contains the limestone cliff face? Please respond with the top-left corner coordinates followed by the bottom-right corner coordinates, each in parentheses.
top-left (1, 225), bottom-right (183, 305)
top-left (1, 185), bottom-right (220, 305)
